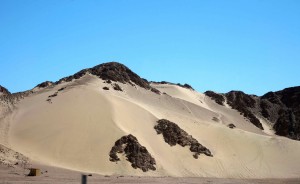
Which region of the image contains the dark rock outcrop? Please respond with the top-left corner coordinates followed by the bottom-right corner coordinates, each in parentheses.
top-left (112, 83), bottom-right (123, 91)
top-left (261, 86), bottom-right (300, 140)
top-left (227, 123), bottom-right (236, 129)
top-left (225, 91), bottom-right (263, 130)
top-left (205, 90), bottom-right (263, 130)
top-left (154, 119), bottom-right (213, 159)
top-left (204, 91), bottom-right (225, 105)
top-left (35, 81), bottom-right (54, 88)
top-left (208, 86), bottom-right (300, 140)
top-left (56, 62), bottom-right (160, 94)
top-left (0, 85), bottom-right (10, 96)
top-left (109, 134), bottom-right (156, 172)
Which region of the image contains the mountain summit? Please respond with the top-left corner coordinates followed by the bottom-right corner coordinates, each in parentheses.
top-left (58, 62), bottom-right (151, 89)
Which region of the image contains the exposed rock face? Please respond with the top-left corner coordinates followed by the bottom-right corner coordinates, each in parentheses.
top-left (0, 85), bottom-right (10, 96)
top-left (225, 91), bottom-right (264, 130)
top-left (261, 87), bottom-right (300, 140)
top-left (151, 81), bottom-right (194, 90)
top-left (207, 87), bottom-right (300, 140)
top-left (204, 91), bottom-right (225, 105)
top-left (109, 134), bottom-right (156, 172)
top-left (154, 119), bottom-right (213, 159)
top-left (56, 62), bottom-right (160, 94)
top-left (35, 81), bottom-right (54, 88)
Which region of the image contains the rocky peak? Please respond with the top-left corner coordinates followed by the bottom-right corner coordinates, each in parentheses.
top-left (0, 85), bottom-right (10, 96)
top-left (35, 81), bottom-right (54, 88)
top-left (89, 62), bottom-right (151, 89)
top-left (56, 62), bottom-right (160, 94)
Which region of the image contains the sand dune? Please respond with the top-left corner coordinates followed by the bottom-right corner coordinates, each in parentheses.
top-left (1, 74), bottom-right (300, 178)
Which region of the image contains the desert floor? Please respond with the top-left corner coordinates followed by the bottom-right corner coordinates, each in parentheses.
top-left (1, 164), bottom-right (299, 184)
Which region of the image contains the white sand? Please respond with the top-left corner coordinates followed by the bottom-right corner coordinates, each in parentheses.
top-left (1, 74), bottom-right (300, 179)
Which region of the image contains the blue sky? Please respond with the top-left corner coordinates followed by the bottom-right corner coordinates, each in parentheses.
top-left (0, 0), bottom-right (299, 95)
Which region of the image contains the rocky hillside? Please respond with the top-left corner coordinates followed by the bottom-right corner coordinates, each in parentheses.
top-left (55, 62), bottom-right (160, 94)
top-left (0, 85), bottom-right (10, 96)
top-left (205, 87), bottom-right (300, 140)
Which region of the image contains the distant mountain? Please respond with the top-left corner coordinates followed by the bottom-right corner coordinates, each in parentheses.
top-left (205, 86), bottom-right (300, 140)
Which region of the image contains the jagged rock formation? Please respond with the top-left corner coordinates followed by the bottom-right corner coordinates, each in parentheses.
top-left (57, 62), bottom-right (160, 94)
top-left (206, 87), bottom-right (300, 140)
top-left (205, 90), bottom-right (263, 130)
top-left (151, 81), bottom-right (194, 90)
top-left (0, 85), bottom-right (10, 96)
top-left (225, 91), bottom-right (264, 130)
top-left (154, 119), bottom-right (213, 159)
top-left (109, 134), bottom-right (156, 172)
top-left (261, 87), bottom-right (300, 140)
top-left (204, 91), bottom-right (225, 105)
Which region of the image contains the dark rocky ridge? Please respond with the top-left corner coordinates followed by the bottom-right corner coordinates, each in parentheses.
top-left (154, 119), bottom-right (213, 159)
top-left (35, 81), bottom-right (54, 88)
top-left (204, 91), bottom-right (225, 105)
top-left (206, 87), bottom-right (300, 140)
top-left (56, 62), bottom-right (160, 94)
top-left (151, 81), bottom-right (194, 90)
top-left (205, 90), bottom-right (263, 130)
top-left (0, 85), bottom-right (10, 96)
top-left (261, 87), bottom-right (300, 140)
top-left (109, 134), bottom-right (156, 172)
top-left (225, 91), bottom-right (264, 130)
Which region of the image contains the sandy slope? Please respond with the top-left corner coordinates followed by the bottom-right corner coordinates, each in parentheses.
top-left (2, 74), bottom-right (300, 178)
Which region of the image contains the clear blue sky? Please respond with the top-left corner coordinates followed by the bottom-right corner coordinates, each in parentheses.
top-left (0, 0), bottom-right (299, 95)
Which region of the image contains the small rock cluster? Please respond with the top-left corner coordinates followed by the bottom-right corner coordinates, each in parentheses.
top-left (227, 123), bottom-right (236, 129)
top-left (154, 119), bottom-right (213, 159)
top-left (46, 87), bottom-right (67, 103)
top-left (109, 134), bottom-right (156, 172)
top-left (112, 83), bottom-right (123, 91)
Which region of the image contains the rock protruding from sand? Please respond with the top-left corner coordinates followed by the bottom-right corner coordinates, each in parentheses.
top-left (154, 119), bottom-right (213, 159)
top-left (0, 85), bottom-right (10, 96)
top-left (204, 91), bottom-right (225, 106)
top-left (35, 81), bottom-right (54, 89)
top-left (109, 134), bottom-right (156, 172)
top-left (206, 86), bottom-right (300, 141)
